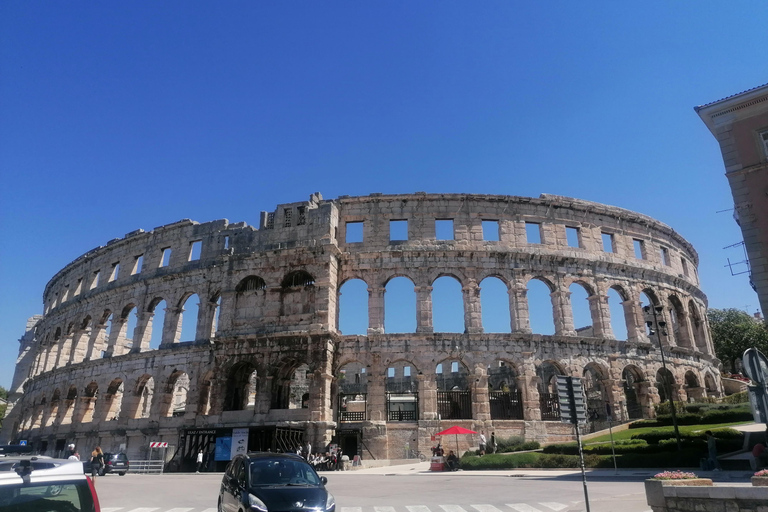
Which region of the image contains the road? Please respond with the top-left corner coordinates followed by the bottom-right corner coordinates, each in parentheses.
top-left (94, 466), bottom-right (656, 512)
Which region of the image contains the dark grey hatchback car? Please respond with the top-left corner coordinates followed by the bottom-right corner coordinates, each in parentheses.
top-left (219, 453), bottom-right (335, 512)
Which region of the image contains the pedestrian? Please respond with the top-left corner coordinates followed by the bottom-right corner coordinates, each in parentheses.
top-left (66, 443), bottom-right (77, 459)
top-left (478, 432), bottom-right (487, 456)
top-left (196, 449), bottom-right (204, 473)
top-left (490, 432), bottom-right (497, 454)
top-left (90, 447), bottom-right (104, 482)
top-left (445, 450), bottom-right (459, 471)
top-left (303, 441), bottom-right (312, 460)
top-left (68, 451), bottom-right (80, 461)
top-left (705, 431), bottom-right (720, 471)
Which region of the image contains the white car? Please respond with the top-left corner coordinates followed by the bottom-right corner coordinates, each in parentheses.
top-left (0, 456), bottom-right (100, 511)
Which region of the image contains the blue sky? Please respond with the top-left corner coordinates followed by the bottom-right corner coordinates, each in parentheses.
top-left (1, 2), bottom-right (766, 389)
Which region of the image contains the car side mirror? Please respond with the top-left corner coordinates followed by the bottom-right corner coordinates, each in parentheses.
top-left (320, 476), bottom-right (327, 485)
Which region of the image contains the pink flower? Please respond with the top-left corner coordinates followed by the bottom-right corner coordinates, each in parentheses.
top-left (653, 470), bottom-right (698, 480)
top-left (754, 469), bottom-right (768, 477)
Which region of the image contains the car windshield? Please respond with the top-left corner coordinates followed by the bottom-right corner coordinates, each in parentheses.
top-left (0, 481), bottom-right (93, 512)
top-left (249, 459), bottom-right (321, 487)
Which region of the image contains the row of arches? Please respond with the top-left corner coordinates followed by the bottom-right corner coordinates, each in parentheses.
top-left (31, 271), bottom-right (711, 380)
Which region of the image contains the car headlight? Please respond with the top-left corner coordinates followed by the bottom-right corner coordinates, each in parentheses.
top-left (325, 492), bottom-right (336, 511)
top-left (248, 493), bottom-right (268, 512)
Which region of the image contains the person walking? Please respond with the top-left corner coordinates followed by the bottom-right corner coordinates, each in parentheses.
top-left (90, 447), bottom-right (104, 483)
top-left (196, 449), bottom-right (204, 473)
top-left (478, 432), bottom-right (487, 456)
top-left (705, 431), bottom-right (720, 471)
top-left (490, 432), bottom-right (497, 454)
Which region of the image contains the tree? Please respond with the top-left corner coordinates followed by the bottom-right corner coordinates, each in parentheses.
top-left (708, 308), bottom-right (768, 372)
top-left (0, 386), bottom-right (8, 400)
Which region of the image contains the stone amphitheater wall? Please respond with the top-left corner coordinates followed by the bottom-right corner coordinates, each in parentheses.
top-left (1, 193), bottom-right (721, 465)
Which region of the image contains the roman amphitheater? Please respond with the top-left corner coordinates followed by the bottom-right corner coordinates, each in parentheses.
top-left (0, 192), bottom-right (721, 471)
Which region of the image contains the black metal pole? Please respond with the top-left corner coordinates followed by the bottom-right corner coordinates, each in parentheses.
top-left (650, 306), bottom-right (682, 452)
top-left (574, 421), bottom-right (591, 512)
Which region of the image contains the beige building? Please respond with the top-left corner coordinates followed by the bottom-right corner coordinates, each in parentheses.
top-left (696, 83), bottom-right (768, 320)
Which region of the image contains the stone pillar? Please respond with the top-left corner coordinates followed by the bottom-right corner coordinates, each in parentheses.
top-left (550, 290), bottom-right (575, 336)
top-left (418, 373), bottom-right (438, 421)
top-left (462, 280), bottom-right (483, 334)
top-left (367, 286), bottom-right (385, 335)
top-left (366, 362), bottom-right (387, 422)
top-left (588, 294), bottom-right (613, 339)
top-left (622, 299), bottom-right (643, 343)
top-left (415, 286), bottom-right (434, 333)
top-left (87, 322), bottom-right (108, 360)
top-left (308, 372), bottom-right (334, 422)
top-left (509, 284), bottom-right (532, 333)
top-left (69, 329), bottom-right (88, 364)
top-left (195, 297), bottom-right (217, 342)
top-left (163, 307), bottom-right (182, 346)
top-left (471, 363), bottom-right (490, 420)
top-left (134, 311), bottom-right (154, 352)
top-left (217, 291), bottom-right (237, 333)
top-left (677, 311), bottom-right (694, 349)
top-left (518, 352), bottom-right (541, 420)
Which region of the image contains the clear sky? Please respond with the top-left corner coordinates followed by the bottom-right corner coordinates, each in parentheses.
top-left (1, 2), bottom-right (766, 389)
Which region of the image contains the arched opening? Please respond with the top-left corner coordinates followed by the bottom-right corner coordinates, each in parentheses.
top-left (198, 371), bottom-right (215, 415)
top-left (536, 361), bottom-right (564, 420)
top-left (338, 279), bottom-right (369, 335)
top-left (668, 296), bottom-right (691, 348)
top-left (607, 287), bottom-right (628, 341)
top-left (583, 364), bottom-right (609, 422)
top-left (165, 370), bottom-right (190, 417)
top-left (655, 368), bottom-right (677, 404)
top-left (71, 316), bottom-right (92, 364)
top-left (271, 363), bottom-right (310, 410)
top-left (622, 366), bottom-right (646, 420)
top-left (436, 359), bottom-right (471, 419)
top-left (234, 276), bottom-right (267, 326)
top-left (569, 282), bottom-right (593, 336)
top-left (480, 276), bottom-right (511, 333)
top-left (527, 278), bottom-right (555, 335)
top-left (101, 312), bottom-right (114, 358)
top-left (688, 301), bottom-right (707, 352)
top-left (385, 360), bottom-right (418, 422)
top-left (45, 389), bottom-right (61, 428)
top-left (704, 373), bottom-right (719, 397)
top-left (337, 362), bottom-right (367, 423)
top-left (684, 370), bottom-right (703, 401)
top-left (281, 271), bottom-right (314, 288)
top-left (80, 382), bottom-right (98, 423)
top-left (432, 275), bottom-right (464, 333)
top-left (224, 361), bottom-right (258, 412)
top-left (639, 290), bottom-right (659, 340)
top-left (384, 276), bottom-right (416, 333)
top-left (148, 299), bottom-right (167, 350)
top-left (120, 304), bottom-right (138, 353)
top-left (104, 379), bottom-right (124, 421)
top-left (134, 375), bottom-right (155, 419)
top-left (210, 293), bottom-right (222, 337)
top-left (179, 294), bottom-right (201, 342)
top-left (488, 360), bottom-right (522, 420)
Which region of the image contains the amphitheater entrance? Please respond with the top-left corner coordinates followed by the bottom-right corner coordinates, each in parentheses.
top-left (436, 360), bottom-right (472, 420)
top-left (488, 361), bottom-right (523, 420)
top-left (334, 428), bottom-right (361, 460)
top-left (622, 366), bottom-right (647, 420)
top-left (337, 362), bottom-right (368, 423)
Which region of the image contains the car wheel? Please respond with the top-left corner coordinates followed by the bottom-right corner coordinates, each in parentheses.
top-left (46, 485), bottom-right (63, 496)
top-left (119, 472), bottom-right (126, 476)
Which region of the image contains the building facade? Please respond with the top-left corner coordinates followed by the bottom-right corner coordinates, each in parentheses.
top-left (696, 83), bottom-right (768, 320)
top-left (0, 193), bottom-right (721, 469)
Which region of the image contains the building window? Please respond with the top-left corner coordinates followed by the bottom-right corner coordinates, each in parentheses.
top-left (566, 226), bottom-right (580, 248)
top-left (435, 219), bottom-right (454, 240)
top-left (91, 271), bottom-right (100, 290)
top-left (346, 221), bottom-right (363, 243)
top-left (633, 239), bottom-right (646, 260)
top-left (526, 222), bottom-right (542, 244)
top-left (284, 208), bottom-right (293, 228)
top-left (390, 220), bottom-right (408, 241)
top-left (681, 257), bottom-right (689, 276)
top-left (601, 232), bottom-right (615, 253)
top-left (297, 206), bottom-right (306, 226)
top-left (109, 263), bottom-right (120, 282)
top-left (660, 247), bottom-right (670, 266)
top-left (189, 240), bottom-right (202, 261)
top-left (160, 248), bottom-right (172, 267)
top-left (760, 130), bottom-right (768, 157)
top-left (132, 255), bottom-right (144, 275)
top-left (482, 220), bottom-right (500, 241)
top-left (266, 212), bottom-right (275, 230)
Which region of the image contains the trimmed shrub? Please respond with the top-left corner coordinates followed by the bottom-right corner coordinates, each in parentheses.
top-left (700, 408), bottom-right (753, 423)
top-left (722, 391), bottom-right (748, 404)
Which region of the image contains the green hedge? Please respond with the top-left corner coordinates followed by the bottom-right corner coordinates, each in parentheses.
top-left (631, 428), bottom-right (743, 445)
top-left (460, 449), bottom-right (705, 470)
top-left (630, 405), bottom-right (752, 428)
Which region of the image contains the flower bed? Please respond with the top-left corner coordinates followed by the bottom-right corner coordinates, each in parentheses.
top-left (752, 469), bottom-right (768, 486)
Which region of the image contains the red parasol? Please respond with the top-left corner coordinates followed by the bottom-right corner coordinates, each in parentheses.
top-left (435, 426), bottom-right (478, 454)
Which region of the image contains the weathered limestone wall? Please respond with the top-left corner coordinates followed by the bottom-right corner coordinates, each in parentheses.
top-left (1, 192), bottom-right (722, 462)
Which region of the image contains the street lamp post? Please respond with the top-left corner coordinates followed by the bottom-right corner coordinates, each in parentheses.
top-left (643, 304), bottom-right (683, 452)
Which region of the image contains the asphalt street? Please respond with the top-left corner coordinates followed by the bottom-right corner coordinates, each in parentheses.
top-left (91, 465), bottom-right (670, 512)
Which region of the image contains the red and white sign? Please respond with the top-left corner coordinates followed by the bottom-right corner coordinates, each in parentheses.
top-left (149, 442), bottom-right (168, 448)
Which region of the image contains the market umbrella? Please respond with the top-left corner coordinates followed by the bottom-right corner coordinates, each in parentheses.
top-left (435, 426), bottom-right (478, 454)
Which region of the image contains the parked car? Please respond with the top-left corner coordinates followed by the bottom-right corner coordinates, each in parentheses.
top-left (0, 456), bottom-right (100, 511)
top-left (219, 452), bottom-right (335, 512)
top-left (83, 452), bottom-right (129, 476)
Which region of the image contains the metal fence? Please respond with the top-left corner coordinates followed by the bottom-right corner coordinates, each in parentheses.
top-left (128, 460), bottom-right (165, 474)
top-left (539, 392), bottom-right (561, 421)
top-left (437, 390), bottom-right (472, 419)
top-left (489, 390), bottom-right (524, 420)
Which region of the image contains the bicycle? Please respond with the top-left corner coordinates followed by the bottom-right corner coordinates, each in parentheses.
top-left (407, 449), bottom-right (427, 462)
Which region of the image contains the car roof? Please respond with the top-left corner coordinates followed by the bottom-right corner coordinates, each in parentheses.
top-left (0, 458), bottom-right (86, 486)
top-left (244, 452), bottom-right (306, 461)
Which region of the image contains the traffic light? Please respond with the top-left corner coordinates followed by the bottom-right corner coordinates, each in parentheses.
top-left (556, 376), bottom-right (587, 425)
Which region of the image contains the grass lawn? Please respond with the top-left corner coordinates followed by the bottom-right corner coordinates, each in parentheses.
top-left (581, 421), bottom-right (752, 445)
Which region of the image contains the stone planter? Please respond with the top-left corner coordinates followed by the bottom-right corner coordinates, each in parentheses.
top-left (751, 476), bottom-right (768, 486)
top-left (645, 478), bottom-right (713, 508)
